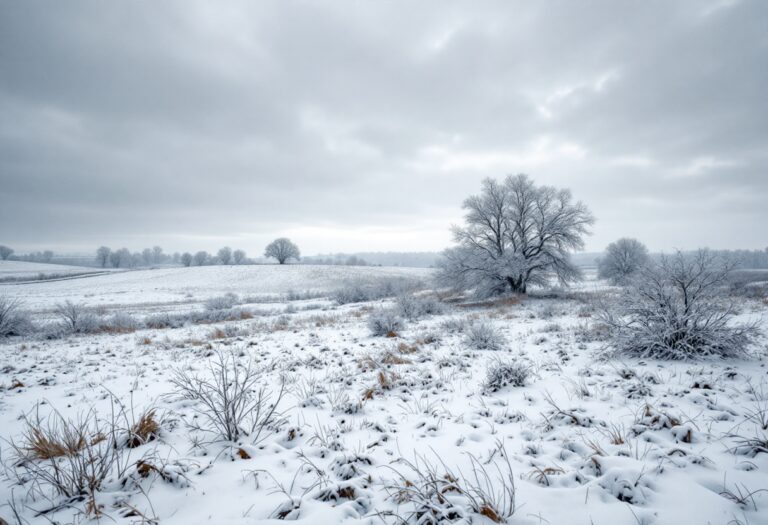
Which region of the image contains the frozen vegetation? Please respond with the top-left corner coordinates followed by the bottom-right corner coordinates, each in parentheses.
top-left (0, 261), bottom-right (766, 525)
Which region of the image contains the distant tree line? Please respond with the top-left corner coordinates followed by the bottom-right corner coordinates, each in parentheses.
top-left (95, 246), bottom-right (252, 268)
top-left (0, 245), bottom-right (54, 263)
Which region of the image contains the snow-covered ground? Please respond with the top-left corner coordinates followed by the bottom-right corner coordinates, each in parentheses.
top-left (0, 264), bottom-right (432, 311)
top-left (0, 260), bottom-right (114, 281)
top-left (1, 266), bottom-right (767, 525)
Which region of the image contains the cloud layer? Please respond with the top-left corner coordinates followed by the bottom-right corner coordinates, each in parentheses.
top-left (1, 0), bottom-right (766, 254)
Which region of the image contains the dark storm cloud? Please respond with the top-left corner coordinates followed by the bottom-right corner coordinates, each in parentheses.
top-left (1, 0), bottom-right (766, 254)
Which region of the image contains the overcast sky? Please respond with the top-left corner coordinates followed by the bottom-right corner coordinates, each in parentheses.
top-left (1, 0), bottom-right (766, 256)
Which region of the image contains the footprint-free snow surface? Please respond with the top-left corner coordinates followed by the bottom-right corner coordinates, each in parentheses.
top-left (1, 265), bottom-right (767, 525)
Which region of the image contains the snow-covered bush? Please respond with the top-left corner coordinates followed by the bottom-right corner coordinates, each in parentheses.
top-left (368, 308), bottom-right (405, 337)
top-left (484, 359), bottom-right (530, 391)
top-left (170, 350), bottom-right (286, 443)
top-left (465, 321), bottom-right (505, 351)
top-left (0, 295), bottom-right (32, 337)
top-left (600, 250), bottom-right (760, 360)
top-left (54, 301), bottom-right (97, 334)
top-left (333, 277), bottom-right (420, 305)
top-left (99, 312), bottom-right (140, 333)
top-left (395, 294), bottom-right (445, 320)
top-left (205, 293), bottom-right (239, 311)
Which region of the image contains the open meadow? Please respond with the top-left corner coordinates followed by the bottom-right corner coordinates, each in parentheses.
top-left (1, 263), bottom-right (766, 525)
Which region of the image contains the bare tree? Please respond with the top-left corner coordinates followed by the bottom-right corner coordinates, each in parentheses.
top-left (152, 245), bottom-right (163, 264)
top-left (597, 238), bottom-right (650, 285)
top-left (264, 238), bottom-right (300, 264)
top-left (42, 250), bottom-right (54, 263)
top-left (437, 175), bottom-right (594, 296)
top-left (181, 252), bottom-right (193, 267)
top-left (0, 245), bottom-right (14, 260)
top-left (599, 249), bottom-right (760, 360)
top-left (96, 246), bottom-right (111, 268)
top-left (233, 249), bottom-right (247, 265)
top-left (109, 248), bottom-right (130, 268)
top-left (141, 248), bottom-right (153, 266)
top-left (218, 246), bottom-right (232, 265)
top-left (193, 250), bottom-right (209, 266)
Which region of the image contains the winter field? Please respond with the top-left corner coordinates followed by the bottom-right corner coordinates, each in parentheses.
top-left (1, 263), bottom-right (767, 525)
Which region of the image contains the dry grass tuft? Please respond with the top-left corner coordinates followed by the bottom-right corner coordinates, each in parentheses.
top-left (380, 352), bottom-right (411, 365)
top-left (23, 422), bottom-right (86, 459)
top-left (397, 342), bottom-right (419, 354)
top-left (209, 327), bottom-right (227, 340)
top-left (127, 409), bottom-right (160, 448)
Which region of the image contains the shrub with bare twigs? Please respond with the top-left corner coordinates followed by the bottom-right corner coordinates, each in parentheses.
top-left (170, 349), bottom-right (287, 443)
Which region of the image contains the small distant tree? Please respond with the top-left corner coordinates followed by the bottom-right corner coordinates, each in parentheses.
top-left (172, 252), bottom-right (181, 264)
top-left (218, 247), bottom-right (232, 265)
top-left (181, 252), bottom-right (193, 267)
top-left (597, 238), bottom-right (650, 285)
top-left (264, 238), bottom-right (300, 264)
top-left (0, 245), bottom-right (14, 260)
top-left (193, 251), bottom-right (209, 266)
top-left (96, 246), bottom-right (111, 268)
top-left (152, 246), bottom-right (163, 264)
top-left (41, 250), bottom-right (54, 263)
top-left (233, 249), bottom-right (247, 265)
top-left (141, 248), bottom-right (153, 266)
top-left (109, 248), bottom-right (131, 268)
top-left (437, 174), bottom-right (594, 296)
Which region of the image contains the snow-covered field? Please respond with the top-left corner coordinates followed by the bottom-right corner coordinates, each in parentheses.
top-left (0, 260), bottom-right (115, 282)
top-left (1, 265), bottom-right (767, 525)
top-left (0, 264), bottom-right (432, 311)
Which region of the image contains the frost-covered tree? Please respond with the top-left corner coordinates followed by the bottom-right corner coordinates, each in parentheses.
top-left (41, 250), bottom-right (54, 263)
top-left (193, 251), bottom-right (209, 266)
top-left (109, 248), bottom-right (131, 268)
top-left (437, 174), bottom-right (594, 296)
top-left (599, 249), bottom-right (759, 360)
top-left (152, 246), bottom-right (163, 264)
top-left (0, 245), bottom-right (14, 260)
top-left (218, 247), bottom-right (232, 265)
top-left (597, 238), bottom-right (649, 285)
top-left (141, 248), bottom-right (153, 266)
top-left (96, 246), bottom-right (111, 268)
top-left (264, 238), bottom-right (300, 264)
top-left (233, 249), bottom-right (247, 265)
top-left (181, 252), bottom-right (193, 267)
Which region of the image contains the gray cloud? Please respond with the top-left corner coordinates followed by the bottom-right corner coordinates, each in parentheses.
top-left (1, 0), bottom-right (766, 255)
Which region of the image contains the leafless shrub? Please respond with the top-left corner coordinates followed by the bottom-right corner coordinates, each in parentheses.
top-left (6, 403), bottom-right (133, 516)
top-left (368, 308), bottom-right (405, 337)
top-left (599, 250), bottom-right (761, 360)
top-left (395, 294), bottom-right (446, 320)
top-left (0, 295), bottom-right (32, 337)
top-left (170, 349), bottom-right (287, 443)
top-left (333, 277), bottom-right (421, 305)
top-left (54, 300), bottom-right (97, 334)
top-left (205, 293), bottom-right (239, 311)
top-left (465, 321), bottom-right (505, 351)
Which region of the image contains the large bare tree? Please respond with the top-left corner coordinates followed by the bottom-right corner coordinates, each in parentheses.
top-left (264, 238), bottom-right (300, 264)
top-left (437, 174), bottom-right (594, 296)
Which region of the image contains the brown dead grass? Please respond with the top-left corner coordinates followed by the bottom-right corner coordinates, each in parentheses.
top-left (127, 409), bottom-right (160, 448)
top-left (22, 422), bottom-right (86, 459)
top-left (380, 352), bottom-right (411, 365)
top-left (397, 342), bottom-right (419, 354)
